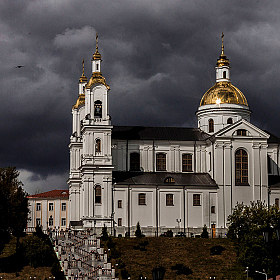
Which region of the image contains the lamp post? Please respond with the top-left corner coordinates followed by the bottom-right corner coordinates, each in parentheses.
top-left (255, 270), bottom-right (267, 280)
top-left (245, 267), bottom-right (249, 280)
top-left (152, 266), bottom-right (165, 280)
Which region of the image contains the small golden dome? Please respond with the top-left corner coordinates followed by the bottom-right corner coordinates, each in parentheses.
top-left (72, 94), bottom-right (85, 109)
top-left (86, 72), bottom-right (110, 89)
top-left (92, 33), bottom-right (102, 61)
top-left (200, 81), bottom-right (248, 106)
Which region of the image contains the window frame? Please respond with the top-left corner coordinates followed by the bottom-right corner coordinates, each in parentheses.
top-left (227, 118), bottom-right (233, 124)
top-left (193, 194), bottom-right (201, 206)
top-left (118, 218), bottom-right (122, 226)
top-left (61, 202), bottom-right (66, 211)
top-left (94, 100), bottom-right (102, 118)
top-left (130, 152), bottom-right (140, 171)
top-left (49, 203), bottom-right (54, 211)
top-left (95, 185), bottom-right (102, 204)
top-left (182, 153), bottom-right (192, 172)
top-left (118, 200), bottom-right (122, 209)
top-left (166, 194), bottom-right (174, 206)
top-left (156, 153), bottom-right (166, 171)
top-left (235, 149), bottom-right (249, 186)
top-left (138, 193), bottom-right (146, 205)
top-left (237, 129), bottom-right (246, 136)
top-left (36, 218), bottom-right (41, 226)
top-left (208, 119), bottom-right (214, 133)
top-left (95, 139), bottom-right (101, 153)
top-left (61, 218), bottom-right (66, 227)
top-left (49, 216), bottom-right (53, 226)
top-left (36, 203), bottom-right (41, 211)
top-left (275, 198), bottom-right (279, 208)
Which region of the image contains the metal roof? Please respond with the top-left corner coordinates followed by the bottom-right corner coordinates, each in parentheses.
top-left (112, 126), bottom-right (210, 141)
top-left (264, 130), bottom-right (280, 144)
top-left (28, 189), bottom-right (69, 198)
top-left (113, 171), bottom-right (217, 187)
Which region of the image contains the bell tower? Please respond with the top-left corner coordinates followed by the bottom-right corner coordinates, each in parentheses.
top-left (68, 34), bottom-right (113, 230)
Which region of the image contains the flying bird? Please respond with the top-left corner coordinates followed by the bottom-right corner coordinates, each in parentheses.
top-left (15, 65), bottom-right (25, 68)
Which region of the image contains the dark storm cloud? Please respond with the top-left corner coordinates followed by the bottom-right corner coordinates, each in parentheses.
top-left (0, 0), bottom-right (279, 193)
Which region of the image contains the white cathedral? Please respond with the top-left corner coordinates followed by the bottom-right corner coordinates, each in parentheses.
top-left (67, 34), bottom-right (280, 237)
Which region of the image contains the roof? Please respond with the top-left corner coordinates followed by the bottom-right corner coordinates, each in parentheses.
top-left (112, 126), bottom-right (209, 141)
top-left (268, 175), bottom-right (280, 188)
top-left (264, 130), bottom-right (280, 144)
top-left (113, 171), bottom-right (217, 187)
top-left (28, 189), bottom-right (69, 199)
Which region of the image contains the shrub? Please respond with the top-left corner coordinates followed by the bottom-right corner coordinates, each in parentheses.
top-left (210, 245), bottom-right (226, 255)
top-left (135, 222), bottom-right (142, 238)
top-left (171, 263), bottom-right (192, 275)
top-left (201, 224), bottom-right (209, 238)
top-left (101, 224), bottom-right (109, 241)
top-left (22, 235), bottom-right (55, 267)
top-left (166, 229), bottom-right (173, 237)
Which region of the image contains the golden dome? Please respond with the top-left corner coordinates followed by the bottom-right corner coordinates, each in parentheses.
top-left (92, 33), bottom-right (102, 61)
top-left (72, 94), bottom-right (85, 109)
top-left (200, 81), bottom-right (248, 106)
top-left (86, 72), bottom-right (110, 89)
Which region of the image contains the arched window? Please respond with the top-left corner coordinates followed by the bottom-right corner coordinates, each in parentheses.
top-left (223, 71), bottom-right (226, 79)
top-left (95, 185), bottom-right (102, 203)
top-left (95, 139), bottom-right (101, 153)
top-left (209, 119), bottom-right (214, 133)
top-left (182, 154), bottom-right (192, 172)
top-left (94, 100), bottom-right (102, 118)
top-left (164, 177), bottom-right (175, 183)
top-left (235, 149), bottom-right (249, 185)
top-left (156, 153), bottom-right (166, 171)
top-left (227, 118), bottom-right (233, 124)
top-left (130, 153), bottom-right (140, 171)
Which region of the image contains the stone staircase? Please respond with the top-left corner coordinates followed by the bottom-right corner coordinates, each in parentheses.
top-left (51, 229), bottom-right (118, 280)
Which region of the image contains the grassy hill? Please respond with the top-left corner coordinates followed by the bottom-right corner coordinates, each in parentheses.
top-left (0, 235), bottom-right (250, 280)
top-left (107, 237), bottom-right (250, 280)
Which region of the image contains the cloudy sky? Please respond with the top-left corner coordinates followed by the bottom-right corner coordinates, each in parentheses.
top-left (1, 0), bottom-right (280, 194)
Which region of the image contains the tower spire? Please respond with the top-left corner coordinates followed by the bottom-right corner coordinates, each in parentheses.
top-left (79, 58), bottom-right (87, 84)
top-left (92, 32), bottom-right (102, 61)
top-left (221, 31), bottom-right (224, 55)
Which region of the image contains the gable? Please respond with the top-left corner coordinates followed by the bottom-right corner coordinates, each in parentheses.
top-left (214, 119), bottom-right (270, 139)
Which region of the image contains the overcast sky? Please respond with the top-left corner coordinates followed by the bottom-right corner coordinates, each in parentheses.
top-left (1, 0), bottom-right (280, 194)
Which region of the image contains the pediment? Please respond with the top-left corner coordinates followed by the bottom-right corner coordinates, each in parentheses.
top-left (214, 119), bottom-right (270, 139)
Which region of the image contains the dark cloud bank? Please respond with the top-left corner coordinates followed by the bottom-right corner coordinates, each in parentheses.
top-left (0, 0), bottom-right (280, 193)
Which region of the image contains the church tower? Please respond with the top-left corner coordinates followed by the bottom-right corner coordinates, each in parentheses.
top-left (68, 34), bottom-right (113, 229)
top-left (196, 33), bottom-right (251, 134)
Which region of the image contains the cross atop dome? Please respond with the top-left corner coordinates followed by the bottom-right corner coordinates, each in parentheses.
top-left (216, 32), bottom-right (230, 67)
top-left (92, 33), bottom-right (102, 61)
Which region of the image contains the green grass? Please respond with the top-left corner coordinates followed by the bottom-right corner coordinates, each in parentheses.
top-left (106, 237), bottom-right (252, 280)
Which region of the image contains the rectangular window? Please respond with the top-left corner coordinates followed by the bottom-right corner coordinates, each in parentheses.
top-left (118, 218), bottom-right (122, 226)
top-left (95, 185), bottom-right (102, 203)
top-left (166, 194), bottom-right (174, 206)
top-left (118, 200), bottom-right (122, 208)
top-left (49, 203), bottom-right (54, 211)
top-left (36, 218), bottom-right (41, 226)
top-left (49, 217), bottom-right (53, 226)
top-left (61, 218), bottom-right (66, 227)
top-left (182, 154), bottom-right (192, 172)
top-left (62, 202), bottom-right (66, 211)
top-left (138, 193), bottom-right (146, 205)
top-left (275, 198), bottom-right (279, 208)
top-left (36, 203), bottom-right (41, 211)
top-left (193, 194), bottom-right (201, 206)
top-left (211, 206), bottom-right (215, 213)
top-left (156, 153), bottom-right (166, 171)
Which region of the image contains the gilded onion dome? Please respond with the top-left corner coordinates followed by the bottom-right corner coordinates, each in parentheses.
top-left (86, 71), bottom-right (110, 89)
top-left (92, 33), bottom-right (102, 60)
top-left (200, 32), bottom-right (248, 107)
top-left (200, 81), bottom-right (248, 106)
top-left (72, 94), bottom-right (85, 109)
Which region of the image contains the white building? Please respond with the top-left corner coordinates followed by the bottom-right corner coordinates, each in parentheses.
top-left (65, 34), bottom-right (280, 237)
top-left (28, 189), bottom-right (69, 232)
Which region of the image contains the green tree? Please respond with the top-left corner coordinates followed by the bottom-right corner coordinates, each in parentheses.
top-left (0, 167), bottom-right (29, 253)
top-left (227, 201), bottom-right (280, 279)
top-left (135, 221), bottom-right (142, 238)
